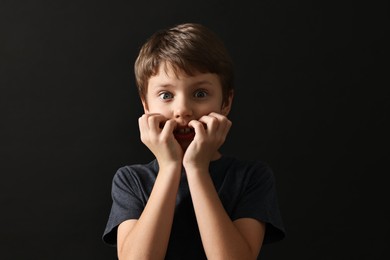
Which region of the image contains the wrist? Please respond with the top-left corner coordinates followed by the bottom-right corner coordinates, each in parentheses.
top-left (183, 162), bottom-right (209, 175)
top-left (158, 161), bottom-right (182, 175)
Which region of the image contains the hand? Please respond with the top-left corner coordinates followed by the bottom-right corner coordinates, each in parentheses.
top-left (183, 112), bottom-right (232, 171)
top-left (139, 113), bottom-right (183, 168)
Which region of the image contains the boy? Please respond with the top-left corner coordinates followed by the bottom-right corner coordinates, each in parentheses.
top-left (103, 23), bottom-right (285, 259)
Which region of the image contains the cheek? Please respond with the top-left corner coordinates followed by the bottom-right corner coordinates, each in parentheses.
top-left (197, 104), bottom-right (222, 116)
top-left (210, 101), bottom-right (225, 111)
top-left (147, 103), bottom-right (171, 116)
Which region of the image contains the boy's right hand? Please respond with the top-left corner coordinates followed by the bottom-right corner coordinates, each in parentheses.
top-left (138, 113), bottom-right (183, 167)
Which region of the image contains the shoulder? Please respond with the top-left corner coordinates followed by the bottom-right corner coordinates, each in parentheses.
top-left (112, 159), bottom-right (158, 188)
top-left (216, 155), bottom-right (274, 179)
top-left (210, 156), bottom-right (276, 193)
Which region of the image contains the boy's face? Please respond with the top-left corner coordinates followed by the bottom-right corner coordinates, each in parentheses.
top-left (142, 62), bottom-right (233, 151)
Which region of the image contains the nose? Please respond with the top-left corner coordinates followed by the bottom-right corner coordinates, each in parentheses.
top-left (173, 96), bottom-right (192, 120)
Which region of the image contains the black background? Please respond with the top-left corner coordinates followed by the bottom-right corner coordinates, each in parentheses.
top-left (1, 0), bottom-right (389, 259)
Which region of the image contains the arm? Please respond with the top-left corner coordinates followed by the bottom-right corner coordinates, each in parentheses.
top-left (184, 113), bottom-right (266, 259)
top-left (117, 164), bottom-right (181, 259)
top-left (186, 169), bottom-right (266, 260)
top-left (117, 114), bottom-right (182, 260)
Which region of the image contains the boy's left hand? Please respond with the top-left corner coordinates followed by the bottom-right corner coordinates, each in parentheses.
top-left (183, 112), bottom-right (232, 171)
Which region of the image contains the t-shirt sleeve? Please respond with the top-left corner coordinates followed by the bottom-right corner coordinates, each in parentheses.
top-left (232, 161), bottom-right (286, 244)
top-left (102, 167), bottom-right (145, 246)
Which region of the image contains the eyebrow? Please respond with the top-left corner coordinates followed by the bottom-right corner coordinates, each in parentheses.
top-left (190, 80), bottom-right (213, 87)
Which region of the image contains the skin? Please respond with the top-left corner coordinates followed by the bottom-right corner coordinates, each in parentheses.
top-left (117, 62), bottom-right (266, 260)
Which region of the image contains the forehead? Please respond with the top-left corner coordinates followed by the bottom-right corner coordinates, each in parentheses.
top-left (148, 62), bottom-right (221, 88)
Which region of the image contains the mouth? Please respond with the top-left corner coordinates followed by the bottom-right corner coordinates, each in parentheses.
top-left (174, 127), bottom-right (193, 134)
top-left (174, 127), bottom-right (195, 141)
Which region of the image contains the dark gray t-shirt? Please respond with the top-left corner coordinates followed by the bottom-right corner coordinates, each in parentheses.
top-left (102, 155), bottom-right (285, 259)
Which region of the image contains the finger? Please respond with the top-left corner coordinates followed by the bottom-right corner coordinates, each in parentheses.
top-left (138, 114), bottom-right (151, 142)
top-left (147, 114), bottom-right (166, 133)
top-left (139, 113), bottom-right (159, 128)
top-left (161, 119), bottom-right (177, 138)
top-left (138, 114), bottom-right (150, 133)
top-left (208, 112), bottom-right (226, 120)
top-left (198, 114), bottom-right (219, 133)
top-left (208, 112), bottom-right (232, 132)
top-left (222, 119), bottom-right (232, 138)
top-left (188, 120), bottom-right (206, 136)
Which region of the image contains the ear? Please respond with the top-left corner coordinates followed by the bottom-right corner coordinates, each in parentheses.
top-left (221, 90), bottom-right (234, 116)
top-left (141, 98), bottom-right (150, 113)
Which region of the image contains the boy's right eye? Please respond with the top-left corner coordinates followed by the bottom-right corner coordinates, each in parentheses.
top-left (158, 92), bottom-right (173, 100)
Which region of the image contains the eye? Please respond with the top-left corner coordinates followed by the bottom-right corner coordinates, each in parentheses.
top-left (194, 90), bottom-right (208, 98)
top-left (158, 92), bottom-right (173, 100)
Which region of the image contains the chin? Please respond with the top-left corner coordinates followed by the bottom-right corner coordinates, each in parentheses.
top-left (178, 140), bottom-right (192, 151)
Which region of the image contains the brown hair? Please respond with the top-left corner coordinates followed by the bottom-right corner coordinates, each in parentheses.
top-left (134, 23), bottom-right (234, 106)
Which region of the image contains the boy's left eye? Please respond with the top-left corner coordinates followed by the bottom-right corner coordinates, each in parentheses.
top-left (194, 90), bottom-right (208, 98)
